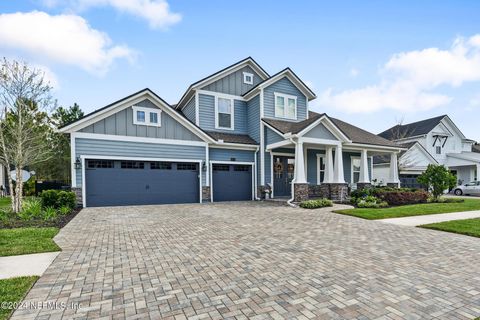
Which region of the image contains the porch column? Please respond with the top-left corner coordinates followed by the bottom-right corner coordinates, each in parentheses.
top-left (388, 152), bottom-right (400, 185)
top-left (358, 149), bottom-right (370, 183)
top-left (323, 147), bottom-right (334, 183)
top-left (476, 163), bottom-right (480, 181)
top-left (295, 140), bottom-right (307, 183)
top-left (333, 145), bottom-right (345, 183)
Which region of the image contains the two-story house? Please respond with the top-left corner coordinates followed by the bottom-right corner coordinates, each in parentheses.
top-left (373, 115), bottom-right (480, 187)
top-left (60, 57), bottom-right (403, 207)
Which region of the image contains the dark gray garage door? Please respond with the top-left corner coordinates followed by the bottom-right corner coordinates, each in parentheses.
top-left (212, 164), bottom-right (252, 201)
top-left (85, 159), bottom-right (199, 207)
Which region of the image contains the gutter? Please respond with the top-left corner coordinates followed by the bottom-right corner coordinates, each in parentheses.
top-left (254, 147), bottom-right (260, 201)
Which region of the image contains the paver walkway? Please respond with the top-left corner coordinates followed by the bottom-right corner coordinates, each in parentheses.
top-left (381, 210), bottom-right (480, 226)
top-left (11, 202), bottom-right (480, 320)
top-left (0, 252), bottom-right (59, 280)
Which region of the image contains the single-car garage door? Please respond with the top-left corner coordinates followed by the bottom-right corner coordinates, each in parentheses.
top-left (85, 159), bottom-right (199, 207)
top-left (212, 163), bottom-right (253, 201)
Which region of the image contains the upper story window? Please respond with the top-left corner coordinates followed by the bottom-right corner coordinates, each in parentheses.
top-left (436, 146), bottom-right (442, 154)
top-left (274, 92), bottom-right (297, 120)
top-left (133, 106), bottom-right (161, 127)
top-left (243, 72), bottom-right (254, 85)
top-left (215, 97), bottom-right (234, 130)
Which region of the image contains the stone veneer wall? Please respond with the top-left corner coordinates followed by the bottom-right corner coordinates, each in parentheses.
top-left (308, 183), bottom-right (349, 202)
top-left (202, 186), bottom-right (211, 202)
top-left (71, 187), bottom-right (83, 208)
top-left (293, 183), bottom-right (309, 202)
top-left (356, 183), bottom-right (372, 191)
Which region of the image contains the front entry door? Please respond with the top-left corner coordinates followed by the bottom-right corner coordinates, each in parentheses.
top-left (273, 156), bottom-right (295, 197)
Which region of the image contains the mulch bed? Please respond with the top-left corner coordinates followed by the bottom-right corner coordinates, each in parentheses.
top-left (0, 208), bottom-right (82, 229)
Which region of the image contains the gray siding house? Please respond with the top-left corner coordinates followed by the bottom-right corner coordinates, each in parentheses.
top-left (60, 57), bottom-right (403, 207)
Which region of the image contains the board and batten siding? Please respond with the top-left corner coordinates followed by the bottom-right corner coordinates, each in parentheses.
top-left (263, 77), bottom-right (307, 121)
top-left (183, 96), bottom-right (196, 124)
top-left (247, 95), bottom-right (260, 143)
top-left (201, 66), bottom-right (263, 96)
top-left (74, 138), bottom-right (206, 187)
top-left (80, 99), bottom-right (201, 141)
top-left (198, 94), bottom-right (247, 134)
top-left (209, 148), bottom-right (255, 162)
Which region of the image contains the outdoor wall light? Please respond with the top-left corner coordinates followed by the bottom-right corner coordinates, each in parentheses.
top-left (74, 157), bottom-right (82, 170)
top-left (202, 162), bottom-right (207, 172)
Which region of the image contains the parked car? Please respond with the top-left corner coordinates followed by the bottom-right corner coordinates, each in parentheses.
top-left (453, 181), bottom-right (480, 196)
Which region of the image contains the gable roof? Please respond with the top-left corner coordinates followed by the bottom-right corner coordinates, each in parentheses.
top-left (373, 141), bottom-right (437, 165)
top-left (175, 57), bottom-right (270, 110)
top-left (205, 131), bottom-right (258, 145)
top-left (262, 111), bottom-right (399, 148)
top-left (378, 115), bottom-right (447, 140)
top-left (243, 68), bottom-right (316, 101)
top-left (58, 88), bottom-right (215, 143)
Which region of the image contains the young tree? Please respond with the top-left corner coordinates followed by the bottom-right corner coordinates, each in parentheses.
top-left (417, 164), bottom-right (456, 200)
top-left (0, 59), bottom-right (55, 212)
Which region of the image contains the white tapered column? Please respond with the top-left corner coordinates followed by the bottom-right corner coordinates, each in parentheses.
top-left (388, 152), bottom-right (400, 184)
top-left (333, 145), bottom-right (345, 183)
top-left (359, 149), bottom-right (370, 183)
top-left (323, 147), bottom-right (334, 183)
top-left (295, 140), bottom-right (306, 183)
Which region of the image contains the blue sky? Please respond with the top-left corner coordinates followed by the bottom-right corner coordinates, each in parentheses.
top-left (1, 0), bottom-right (479, 140)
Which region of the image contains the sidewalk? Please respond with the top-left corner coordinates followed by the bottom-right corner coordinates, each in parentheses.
top-left (380, 210), bottom-right (480, 226)
top-left (0, 252), bottom-right (59, 280)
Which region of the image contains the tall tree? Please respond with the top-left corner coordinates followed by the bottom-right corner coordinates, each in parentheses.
top-left (0, 59), bottom-right (55, 213)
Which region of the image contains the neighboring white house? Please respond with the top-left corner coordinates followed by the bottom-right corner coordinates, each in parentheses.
top-left (373, 115), bottom-right (479, 187)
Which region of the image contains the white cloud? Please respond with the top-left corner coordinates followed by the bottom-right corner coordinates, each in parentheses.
top-left (33, 64), bottom-right (60, 89)
top-left (320, 35), bottom-right (480, 113)
top-left (42, 0), bottom-right (181, 30)
top-left (349, 68), bottom-right (359, 77)
top-left (0, 11), bottom-right (135, 75)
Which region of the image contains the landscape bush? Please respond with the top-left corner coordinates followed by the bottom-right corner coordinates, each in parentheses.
top-left (58, 206), bottom-right (72, 216)
top-left (42, 207), bottom-right (58, 221)
top-left (299, 198), bottom-right (333, 209)
top-left (40, 190), bottom-right (76, 209)
top-left (375, 189), bottom-right (429, 206)
top-left (20, 198), bottom-right (43, 220)
top-left (40, 190), bottom-right (59, 208)
top-left (357, 200), bottom-right (388, 208)
top-left (428, 197), bottom-right (464, 203)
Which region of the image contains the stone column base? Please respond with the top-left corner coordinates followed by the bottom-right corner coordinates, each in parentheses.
top-left (293, 183), bottom-right (309, 202)
top-left (356, 182), bottom-right (372, 191)
top-left (329, 183), bottom-right (348, 202)
top-left (71, 187), bottom-right (83, 208)
top-left (387, 182), bottom-right (400, 188)
top-left (202, 186), bottom-right (211, 202)
top-left (309, 184), bottom-right (330, 199)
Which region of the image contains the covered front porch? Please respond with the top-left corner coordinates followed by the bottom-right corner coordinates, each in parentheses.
top-left (446, 152), bottom-right (480, 185)
top-left (265, 137), bottom-right (403, 202)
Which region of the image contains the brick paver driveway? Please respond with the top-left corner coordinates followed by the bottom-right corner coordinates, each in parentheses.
top-left (12, 202), bottom-right (480, 320)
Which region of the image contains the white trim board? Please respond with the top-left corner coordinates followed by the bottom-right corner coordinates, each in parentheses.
top-left (80, 155), bottom-right (204, 208)
top-left (73, 132), bottom-right (208, 147)
top-left (209, 160), bottom-right (255, 202)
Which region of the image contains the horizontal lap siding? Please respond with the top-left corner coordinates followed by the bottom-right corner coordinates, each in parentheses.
top-left (209, 148), bottom-right (255, 162)
top-left (263, 77), bottom-right (307, 121)
top-left (74, 138), bottom-right (206, 187)
top-left (183, 97), bottom-right (196, 123)
top-left (198, 94), bottom-right (247, 134)
top-left (265, 127), bottom-right (284, 145)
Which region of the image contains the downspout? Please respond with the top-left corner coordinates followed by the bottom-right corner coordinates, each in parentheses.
top-left (287, 138), bottom-right (297, 207)
top-left (254, 147), bottom-right (260, 200)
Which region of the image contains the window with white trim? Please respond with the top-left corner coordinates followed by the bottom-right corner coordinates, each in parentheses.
top-left (216, 97), bottom-right (234, 130)
top-left (133, 106), bottom-right (162, 127)
top-left (317, 155), bottom-right (325, 184)
top-left (351, 157), bottom-right (361, 184)
top-left (243, 72), bottom-right (254, 85)
top-left (274, 93), bottom-right (297, 120)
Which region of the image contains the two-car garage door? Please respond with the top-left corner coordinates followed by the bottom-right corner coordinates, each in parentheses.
top-left (85, 159), bottom-right (199, 207)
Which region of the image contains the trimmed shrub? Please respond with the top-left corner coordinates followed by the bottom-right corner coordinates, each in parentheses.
top-left (357, 201), bottom-right (388, 208)
top-left (428, 197), bottom-right (465, 203)
top-left (20, 198), bottom-right (43, 220)
top-left (299, 198), bottom-right (333, 209)
top-left (58, 206), bottom-right (71, 215)
top-left (43, 207), bottom-right (58, 221)
top-left (375, 189), bottom-right (429, 206)
top-left (40, 190), bottom-right (59, 208)
top-left (57, 191), bottom-right (76, 209)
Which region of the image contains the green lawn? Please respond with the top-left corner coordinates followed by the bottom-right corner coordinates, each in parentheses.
top-left (420, 218), bottom-right (480, 238)
top-left (0, 197), bottom-right (10, 210)
top-left (334, 199), bottom-right (480, 220)
top-left (0, 276), bottom-right (38, 320)
top-left (0, 228), bottom-right (60, 257)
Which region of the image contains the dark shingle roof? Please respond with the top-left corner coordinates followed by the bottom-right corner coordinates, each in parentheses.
top-left (473, 144), bottom-right (480, 153)
top-left (372, 142), bottom-right (417, 164)
top-left (205, 131), bottom-right (258, 145)
top-left (262, 111), bottom-right (399, 148)
top-left (378, 115), bottom-right (447, 140)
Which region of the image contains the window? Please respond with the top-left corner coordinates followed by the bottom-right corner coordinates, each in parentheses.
top-left (351, 157), bottom-right (361, 184)
top-left (216, 97), bottom-right (234, 130)
top-left (151, 162), bottom-right (171, 170)
top-left (121, 161), bottom-right (144, 169)
top-left (274, 93), bottom-right (297, 120)
top-left (133, 106), bottom-right (161, 127)
top-left (234, 165), bottom-right (250, 172)
top-left (436, 146), bottom-right (441, 154)
top-left (87, 160), bottom-right (114, 168)
top-left (213, 164), bottom-right (229, 171)
top-left (243, 72), bottom-right (254, 85)
top-left (317, 155), bottom-right (325, 184)
top-left (177, 163), bottom-right (197, 171)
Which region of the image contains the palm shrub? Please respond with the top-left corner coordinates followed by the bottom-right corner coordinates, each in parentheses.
top-left (417, 164), bottom-right (456, 200)
top-left (20, 198), bottom-right (43, 220)
top-left (43, 207), bottom-right (58, 221)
